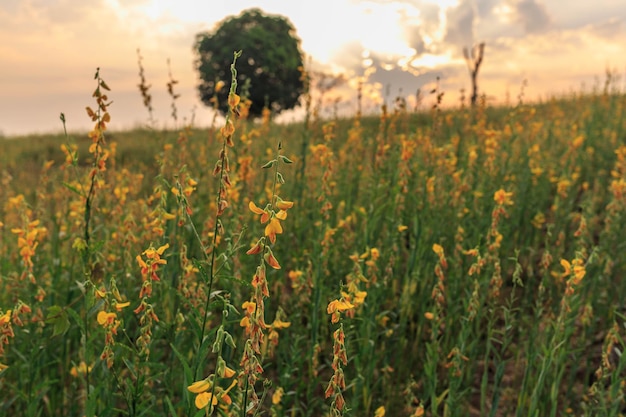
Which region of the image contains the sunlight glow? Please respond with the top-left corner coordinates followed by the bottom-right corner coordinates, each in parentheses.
top-left (355, 3), bottom-right (412, 55)
top-left (493, 4), bottom-right (515, 23)
top-left (423, 0), bottom-right (460, 8)
top-left (410, 53), bottom-right (453, 69)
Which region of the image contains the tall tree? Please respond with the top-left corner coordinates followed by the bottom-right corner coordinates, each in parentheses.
top-left (194, 8), bottom-right (305, 117)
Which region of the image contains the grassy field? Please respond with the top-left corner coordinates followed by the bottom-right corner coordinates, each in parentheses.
top-left (1, 66), bottom-right (626, 417)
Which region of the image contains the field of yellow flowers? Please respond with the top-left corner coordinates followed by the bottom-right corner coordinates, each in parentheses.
top-left (1, 62), bottom-right (626, 417)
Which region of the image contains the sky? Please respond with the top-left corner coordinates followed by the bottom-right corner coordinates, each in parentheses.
top-left (1, 0), bottom-right (625, 136)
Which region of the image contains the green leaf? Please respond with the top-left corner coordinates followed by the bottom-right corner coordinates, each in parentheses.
top-left (86, 389), bottom-right (98, 417)
top-left (212, 326), bottom-right (224, 353)
top-left (435, 388), bottom-right (449, 408)
top-left (63, 181), bottom-right (84, 197)
top-left (122, 358), bottom-right (138, 380)
top-left (261, 160), bottom-right (276, 169)
top-left (164, 397), bottom-right (178, 417)
top-left (65, 307), bottom-right (84, 333)
top-left (53, 314), bottom-right (70, 337)
top-left (279, 155), bottom-right (293, 164)
top-left (224, 332), bottom-right (236, 349)
top-left (45, 306), bottom-right (70, 337)
top-left (170, 343), bottom-right (193, 405)
top-left (45, 306), bottom-right (62, 323)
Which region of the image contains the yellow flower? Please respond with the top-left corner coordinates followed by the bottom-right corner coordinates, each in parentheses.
top-left (289, 270), bottom-right (303, 278)
top-left (188, 379), bottom-right (211, 394)
top-left (0, 310), bottom-right (12, 325)
top-left (115, 301), bottom-right (131, 311)
top-left (272, 387), bottom-right (284, 405)
top-left (264, 248), bottom-right (282, 269)
top-left (531, 213), bottom-right (545, 229)
top-left (397, 225), bottom-right (408, 232)
top-left (375, 406), bottom-right (386, 417)
top-left (327, 299), bottom-right (355, 324)
top-left (246, 238), bottom-right (264, 255)
top-left (195, 392), bottom-right (218, 409)
top-left (275, 198), bottom-right (294, 210)
top-left (327, 299), bottom-right (355, 314)
top-left (97, 311), bottom-right (117, 327)
top-left (70, 361), bottom-right (92, 377)
top-left (222, 366), bottom-right (236, 378)
top-left (353, 291), bottom-right (367, 305)
top-left (144, 243), bottom-right (169, 258)
top-left (249, 201), bottom-right (271, 223)
top-left (249, 200), bottom-right (291, 244)
top-left (228, 92), bottom-right (241, 108)
top-left (162, 211), bottom-right (176, 220)
top-left (264, 217), bottom-right (283, 244)
top-left (560, 259), bottom-right (572, 277)
top-left (190, 379), bottom-right (237, 409)
top-left (271, 318), bottom-right (291, 329)
top-left (571, 259), bottom-right (586, 284)
top-left (432, 244), bottom-right (444, 256)
top-left (572, 265), bottom-right (586, 284)
top-left (493, 189), bottom-right (514, 205)
top-left (242, 301), bottom-right (256, 314)
top-left (136, 255), bottom-right (148, 270)
top-left (221, 120), bottom-right (235, 137)
top-left (137, 243), bottom-right (169, 281)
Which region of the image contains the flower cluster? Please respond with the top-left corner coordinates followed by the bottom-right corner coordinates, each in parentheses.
top-left (0, 309), bottom-right (14, 371)
top-left (248, 197), bottom-right (293, 246)
top-left (134, 244), bottom-right (168, 357)
top-left (95, 279), bottom-right (130, 368)
top-left (85, 69), bottom-right (112, 183)
top-left (431, 243), bottom-right (447, 309)
top-left (188, 371), bottom-right (237, 412)
top-left (11, 218), bottom-right (47, 280)
top-left (265, 310), bottom-right (291, 358)
top-left (96, 309), bottom-right (119, 368)
top-left (327, 299), bottom-right (355, 324)
top-left (242, 141), bottom-right (294, 412)
top-left (136, 243), bottom-right (169, 295)
top-left (325, 324), bottom-right (348, 416)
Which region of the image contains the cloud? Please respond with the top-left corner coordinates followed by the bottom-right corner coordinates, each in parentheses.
top-left (468, 21), bottom-right (626, 105)
top-left (28, 0), bottom-right (106, 23)
top-left (444, 0), bottom-right (476, 52)
top-left (398, 2), bottom-right (440, 55)
top-left (512, 0), bottom-right (551, 33)
top-left (588, 17), bottom-right (623, 39)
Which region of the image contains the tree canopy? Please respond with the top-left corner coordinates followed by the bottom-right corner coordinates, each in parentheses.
top-left (194, 8), bottom-right (305, 118)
